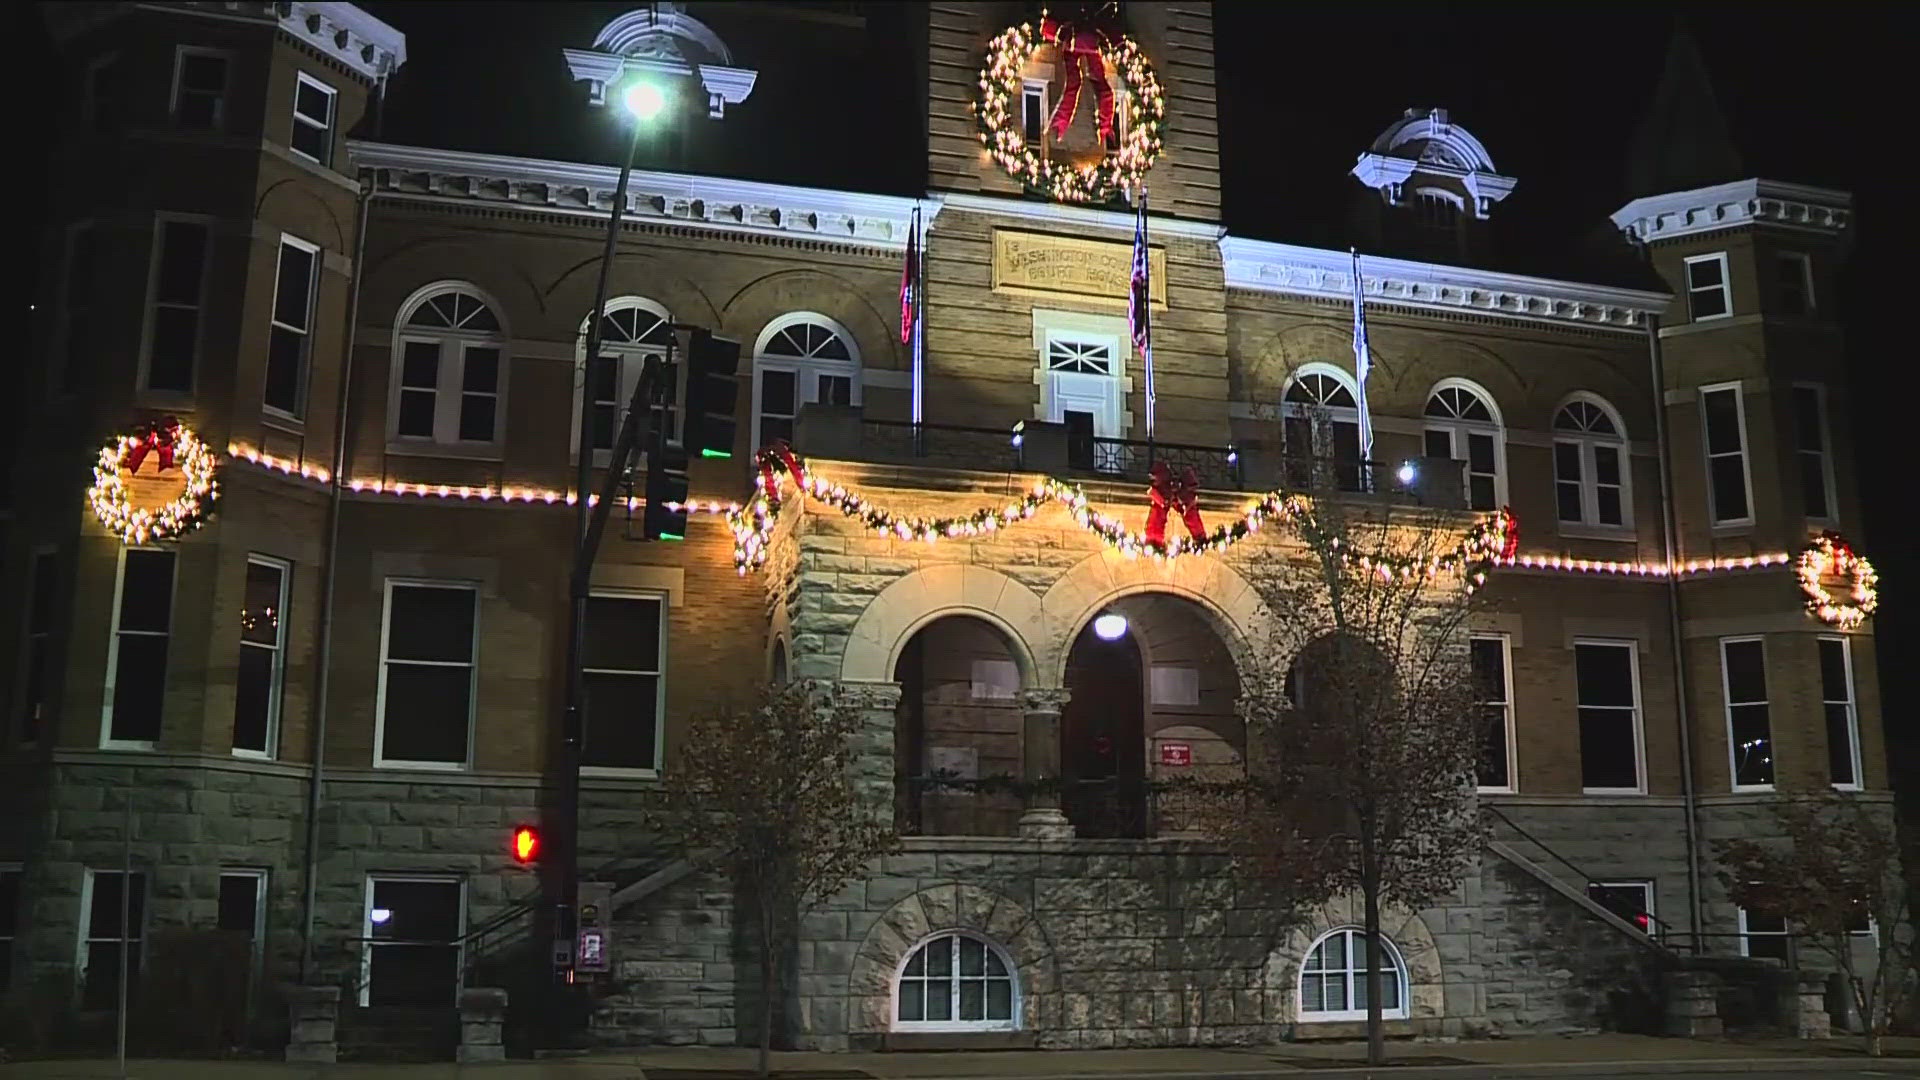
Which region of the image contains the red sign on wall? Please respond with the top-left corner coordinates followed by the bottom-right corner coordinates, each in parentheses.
top-left (1159, 742), bottom-right (1192, 767)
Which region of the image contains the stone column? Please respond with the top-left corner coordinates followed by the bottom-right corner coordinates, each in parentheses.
top-left (1662, 970), bottom-right (1723, 1037)
top-left (1789, 972), bottom-right (1832, 1039)
top-left (1019, 688), bottom-right (1074, 840)
top-left (835, 680), bottom-right (904, 822)
top-left (457, 987), bottom-right (509, 1062)
top-left (284, 985), bottom-right (340, 1064)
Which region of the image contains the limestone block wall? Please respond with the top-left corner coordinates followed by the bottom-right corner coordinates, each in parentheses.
top-left (593, 866), bottom-right (738, 1048)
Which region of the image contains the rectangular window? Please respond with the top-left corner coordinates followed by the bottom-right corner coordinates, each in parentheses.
top-left (59, 223), bottom-right (97, 394)
top-left (458, 346), bottom-right (501, 442)
top-left (0, 865), bottom-right (20, 991)
top-left (1587, 880), bottom-right (1656, 935)
top-left (392, 342), bottom-right (504, 447)
top-left (265, 236), bottom-right (318, 418)
top-left (217, 869), bottom-right (268, 1000)
top-left (170, 48), bottom-right (229, 129)
top-left (1149, 665), bottom-right (1201, 707)
top-left (1684, 252), bottom-right (1731, 320)
top-left (1699, 384), bottom-right (1752, 525)
top-left (1740, 903), bottom-right (1790, 963)
top-left (232, 557), bottom-right (289, 758)
top-left (1792, 385), bottom-right (1834, 521)
top-left (580, 594), bottom-right (664, 772)
top-left (590, 356), bottom-right (624, 450)
top-left (1720, 637), bottom-right (1774, 789)
top-left (1574, 640), bottom-right (1643, 793)
top-left (376, 582), bottom-right (478, 768)
top-left (396, 341), bottom-right (440, 438)
top-left (1776, 252), bottom-right (1813, 316)
top-left (80, 870), bottom-right (147, 1010)
top-left (145, 219), bottom-right (209, 394)
top-left (289, 72), bottom-right (337, 165)
top-left (1471, 635), bottom-right (1514, 790)
top-left (18, 550), bottom-right (59, 745)
top-left (104, 549), bottom-right (176, 748)
top-left (1022, 80), bottom-right (1047, 145)
top-left (1425, 428), bottom-right (1498, 511)
top-left (1819, 637), bottom-right (1861, 789)
top-left (362, 877), bottom-right (463, 1007)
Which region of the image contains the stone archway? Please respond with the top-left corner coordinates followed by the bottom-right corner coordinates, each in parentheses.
top-left (840, 563), bottom-right (1053, 686)
top-left (846, 883), bottom-right (1059, 1039)
top-left (1262, 894), bottom-right (1446, 1028)
top-left (1039, 550), bottom-right (1274, 689)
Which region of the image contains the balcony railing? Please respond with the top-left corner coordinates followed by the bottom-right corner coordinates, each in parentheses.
top-left (859, 417), bottom-right (1023, 472)
top-left (1081, 436), bottom-right (1243, 489)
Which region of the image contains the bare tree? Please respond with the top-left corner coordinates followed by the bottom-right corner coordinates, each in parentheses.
top-left (1716, 794), bottom-right (1916, 1056)
top-left (651, 680), bottom-right (899, 1077)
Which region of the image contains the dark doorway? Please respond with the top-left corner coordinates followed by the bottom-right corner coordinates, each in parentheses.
top-left (1061, 621), bottom-right (1148, 838)
top-left (365, 878), bottom-right (462, 1007)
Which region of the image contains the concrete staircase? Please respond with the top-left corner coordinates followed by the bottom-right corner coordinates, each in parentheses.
top-left (335, 1005), bottom-right (459, 1062)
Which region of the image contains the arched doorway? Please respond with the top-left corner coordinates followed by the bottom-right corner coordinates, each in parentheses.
top-left (893, 616), bottom-right (1028, 836)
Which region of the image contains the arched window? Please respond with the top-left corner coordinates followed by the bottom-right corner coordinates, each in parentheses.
top-left (1422, 380), bottom-right (1505, 511)
top-left (770, 638), bottom-right (789, 685)
top-left (1281, 366), bottom-right (1364, 492)
top-left (1298, 927), bottom-right (1409, 1022)
top-left (1553, 394), bottom-right (1632, 530)
top-left (894, 932), bottom-right (1019, 1031)
top-left (391, 284), bottom-right (508, 449)
top-left (574, 297), bottom-right (676, 462)
top-left (753, 313), bottom-right (860, 448)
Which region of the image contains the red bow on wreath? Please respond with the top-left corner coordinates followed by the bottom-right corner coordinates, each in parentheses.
top-left (1499, 505), bottom-right (1520, 561)
top-left (1145, 462), bottom-right (1206, 548)
top-left (1039, 10), bottom-right (1118, 147)
top-left (125, 417), bottom-right (182, 475)
top-left (758, 440), bottom-right (806, 499)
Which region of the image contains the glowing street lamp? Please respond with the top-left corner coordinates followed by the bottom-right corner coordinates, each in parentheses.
top-left (621, 80), bottom-right (668, 123)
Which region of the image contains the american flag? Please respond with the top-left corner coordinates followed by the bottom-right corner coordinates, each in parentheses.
top-left (899, 206), bottom-right (920, 345)
top-left (1350, 247), bottom-right (1374, 461)
top-left (1129, 190), bottom-right (1154, 438)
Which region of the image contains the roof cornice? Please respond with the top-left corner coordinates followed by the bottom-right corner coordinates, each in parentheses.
top-left (1220, 237), bottom-right (1669, 332)
top-left (938, 192), bottom-right (1225, 241)
top-left (348, 141), bottom-right (926, 249)
top-left (48, 2), bottom-right (405, 81)
top-left (1610, 178), bottom-right (1852, 244)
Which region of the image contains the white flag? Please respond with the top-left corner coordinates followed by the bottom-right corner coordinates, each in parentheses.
top-left (1350, 248), bottom-right (1374, 462)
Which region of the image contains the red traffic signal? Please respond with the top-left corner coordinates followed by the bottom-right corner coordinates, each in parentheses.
top-left (511, 825), bottom-right (540, 864)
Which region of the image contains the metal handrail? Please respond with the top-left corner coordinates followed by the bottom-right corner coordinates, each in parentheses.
top-left (1486, 804), bottom-right (1677, 935)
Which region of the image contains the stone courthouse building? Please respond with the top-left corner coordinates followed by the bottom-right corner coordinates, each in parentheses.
top-left (3, 0), bottom-right (1896, 1056)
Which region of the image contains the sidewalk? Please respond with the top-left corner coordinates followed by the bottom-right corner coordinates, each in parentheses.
top-left (7, 1035), bottom-right (1917, 1080)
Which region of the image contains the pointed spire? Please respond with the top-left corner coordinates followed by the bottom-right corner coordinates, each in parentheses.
top-left (1625, 23), bottom-right (1745, 198)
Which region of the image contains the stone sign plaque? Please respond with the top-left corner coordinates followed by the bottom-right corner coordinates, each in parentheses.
top-left (992, 228), bottom-right (1168, 307)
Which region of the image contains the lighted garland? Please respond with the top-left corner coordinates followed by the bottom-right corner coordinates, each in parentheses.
top-left (974, 20), bottom-right (1166, 203)
top-left (1797, 531), bottom-right (1878, 629)
top-left (88, 421), bottom-right (220, 544)
top-left (729, 447), bottom-right (1515, 592)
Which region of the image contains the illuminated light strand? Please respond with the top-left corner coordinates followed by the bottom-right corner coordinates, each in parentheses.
top-left (226, 450), bottom-right (738, 516)
top-left (1496, 552), bottom-right (1795, 577)
top-left (226, 442), bottom-right (330, 484)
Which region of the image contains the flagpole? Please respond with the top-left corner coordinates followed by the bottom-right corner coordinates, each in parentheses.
top-left (910, 205), bottom-right (924, 431)
top-left (1350, 246), bottom-right (1374, 466)
top-left (1134, 187), bottom-right (1155, 445)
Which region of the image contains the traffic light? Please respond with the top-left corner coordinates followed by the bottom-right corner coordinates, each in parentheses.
top-left (510, 825), bottom-right (540, 864)
top-left (683, 329), bottom-right (740, 459)
top-left (643, 445), bottom-right (690, 540)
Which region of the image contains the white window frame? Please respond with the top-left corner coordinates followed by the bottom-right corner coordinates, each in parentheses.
top-left (1738, 904), bottom-right (1790, 962)
top-left (78, 869), bottom-right (148, 1010)
top-left (1042, 330), bottom-right (1125, 438)
top-left (101, 546), bottom-right (176, 752)
top-left (1574, 638), bottom-right (1646, 795)
top-left (289, 71), bottom-right (337, 166)
top-left (1279, 363), bottom-right (1364, 466)
top-left (169, 45), bottom-right (231, 130)
top-left (360, 874), bottom-right (466, 1008)
top-left (578, 589), bottom-right (668, 778)
top-left (232, 555), bottom-right (291, 760)
top-left (216, 868), bottom-right (269, 1002)
top-left (16, 545), bottom-right (59, 746)
top-left (1698, 382), bottom-right (1755, 528)
top-left (139, 213), bottom-right (213, 398)
top-left (1791, 382), bottom-right (1837, 525)
top-left (892, 930), bottom-right (1021, 1033)
top-left (372, 580), bottom-right (479, 771)
top-left (1422, 378), bottom-right (1507, 511)
top-left (1718, 636), bottom-right (1774, 793)
top-left (571, 296), bottom-right (679, 465)
top-left (264, 233), bottom-right (320, 421)
top-left (1296, 926), bottom-right (1411, 1023)
top-left (388, 282), bottom-right (510, 456)
top-left (1588, 880), bottom-right (1657, 936)
top-left (1471, 632), bottom-right (1516, 794)
top-left (751, 312), bottom-right (863, 450)
top-left (1683, 252), bottom-right (1732, 321)
top-left (1021, 78), bottom-right (1049, 144)
top-left (1551, 393), bottom-right (1634, 536)
top-left (1776, 251), bottom-right (1814, 316)
top-left (1818, 635), bottom-right (1863, 791)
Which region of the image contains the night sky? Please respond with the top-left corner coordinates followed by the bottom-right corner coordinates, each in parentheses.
top-left (18, 4), bottom-right (1911, 791)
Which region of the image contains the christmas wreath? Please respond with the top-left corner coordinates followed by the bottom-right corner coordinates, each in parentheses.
top-left (88, 418), bottom-right (219, 544)
top-left (974, 16), bottom-right (1166, 203)
top-left (1796, 531), bottom-right (1877, 629)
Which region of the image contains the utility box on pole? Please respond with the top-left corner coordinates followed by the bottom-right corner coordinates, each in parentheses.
top-left (576, 882), bottom-right (614, 976)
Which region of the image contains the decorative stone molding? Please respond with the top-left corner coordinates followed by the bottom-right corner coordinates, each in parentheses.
top-left (283, 2), bottom-right (408, 81)
top-left (846, 884), bottom-right (1058, 1039)
top-left (1220, 238), bottom-right (1665, 332)
top-left (348, 142), bottom-right (923, 251)
top-left (456, 987), bottom-right (509, 1063)
top-left (1263, 895), bottom-right (1444, 1028)
top-left (1611, 179), bottom-right (1851, 244)
top-left (1037, 551), bottom-right (1273, 687)
top-left (1351, 108), bottom-right (1516, 220)
top-left (838, 563), bottom-right (1051, 685)
top-left (1019, 688), bottom-right (1072, 715)
top-left (564, 3), bottom-right (757, 118)
top-left (284, 984), bottom-right (341, 1064)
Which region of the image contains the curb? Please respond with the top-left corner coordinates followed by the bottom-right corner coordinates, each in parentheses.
top-left (786, 1058), bottom-right (1920, 1080)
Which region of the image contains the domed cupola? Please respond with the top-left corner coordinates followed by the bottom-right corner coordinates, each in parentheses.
top-left (565, 2), bottom-right (758, 118)
top-left (1351, 107), bottom-right (1515, 221)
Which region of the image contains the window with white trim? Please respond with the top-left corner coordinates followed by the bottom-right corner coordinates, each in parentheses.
top-left (1470, 634), bottom-right (1514, 791)
top-left (104, 549), bottom-right (175, 749)
top-left (1587, 881), bottom-right (1656, 935)
top-left (1792, 385), bottom-right (1835, 522)
top-left (1719, 637), bottom-right (1773, 790)
top-left (361, 876), bottom-right (463, 1007)
top-left (1043, 331), bottom-right (1124, 440)
top-left (1298, 927), bottom-right (1408, 1021)
top-left (232, 556), bottom-right (289, 758)
top-left (58, 223), bottom-right (97, 394)
top-left (289, 72), bottom-right (336, 165)
top-left (265, 235), bottom-right (319, 418)
top-left (576, 298), bottom-right (678, 461)
top-left (1699, 384), bottom-right (1752, 525)
top-left (376, 582), bottom-right (478, 769)
top-left (1281, 368), bottom-right (1364, 492)
top-left (1819, 637), bottom-right (1861, 789)
top-left (1553, 397), bottom-right (1631, 529)
top-left (1423, 382), bottom-right (1503, 510)
top-left (17, 549), bottom-right (58, 745)
top-left (80, 870), bottom-right (147, 1010)
top-left (217, 869), bottom-right (268, 1001)
top-left (1575, 640), bottom-right (1643, 793)
top-left (894, 932), bottom-right (1018, 1030)
top-left (1739, 902), bottom-right (1790, 963)
top-left (1021, 80), bottom-right (1048, 145)
top-left (1775, 252), bottom-right (1813, 317)
top-left (753, 314), bottom-right (861, 448)
top-left (1683, 253), bottom-right (1731, 320)
top-left (0, 864), bottom-right (20, 991)
top-left (144, 218), bottom-right (209, 394)
top-left (391, 286), bottom-right (507, 450)
top-left (170, 47), bottom-right (229, 129)
top-left (580, 593), bottom-right (665, 773)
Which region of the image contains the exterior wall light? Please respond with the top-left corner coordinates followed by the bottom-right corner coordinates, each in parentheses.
top-left (1093, 612), bottom-right (1128, 640)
